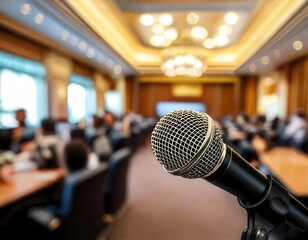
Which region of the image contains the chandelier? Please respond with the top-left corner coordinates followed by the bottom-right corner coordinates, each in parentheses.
top-left (160, 45), bottom-right (207, 77)
top-left (138, 12), bottom-right (239, 78)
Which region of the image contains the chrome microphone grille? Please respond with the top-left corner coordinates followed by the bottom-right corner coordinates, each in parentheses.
top-left (151, 110), bottom-right (225, 178)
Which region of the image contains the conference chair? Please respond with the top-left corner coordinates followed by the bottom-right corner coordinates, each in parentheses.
top-left (0, 128), bottom-right (13, 150)
top-left (27, 163), bottom-right (109, 240)
top-left (104, 147), bottom-right (131, 220)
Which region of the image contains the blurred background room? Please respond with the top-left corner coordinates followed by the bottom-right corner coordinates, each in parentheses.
top-left (0, 0), bottom-right (307, 239)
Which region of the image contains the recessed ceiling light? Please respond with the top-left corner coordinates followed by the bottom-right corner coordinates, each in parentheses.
top-left (163, 28), bottom-right (178, 41)
top-left (34, 13), bottom-right (44, 24)
top-left (191, 26), bottom-right (208, 39)
top-left (140, 14), bottom-right (154, 26)
top-left (186, 12), bottom-right (199, 25)
top-left (218, 25), bottom-right (233, 35)
top-left (261, 56), bottom-right (270, 65)
top-left (203, 38), bottom-right (215, 49)
top-left (152, 24), bottom-right (164, 35)
top-left (213, 35), bottom-right (229, 47)
top-left (249, 63), bottom-right (257, 72)
top-left (114, 65), bottom-right (122, 75)
top-left (86, 48), bottom-right (95, 58)
top-left (224, 12), bottom-right (238, 25)
top-left (79, 42), bottom-right (87, 51)
top-left (61, 30), bottom-right (70, 41)
top-left (159, 14), bottom-right (173, 26)
top-left (293, 40), bottom-right (303, 50)
top-left (20, 3), bottom-right (31, 15)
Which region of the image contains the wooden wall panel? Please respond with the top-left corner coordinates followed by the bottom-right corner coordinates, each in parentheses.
top-left (286, 56), bottom-right (308, 115)
top-left (239, 76), bottom-right (258, 116)
top-left (0, 27), bottom-right (45, 61)
top-left (137, 81), bottom-right (241, 119)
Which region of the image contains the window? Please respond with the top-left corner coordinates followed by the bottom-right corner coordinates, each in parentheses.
top-left (67, 74), bottom-right (96, 123)
top-left (0, 51), bottom-right (47, 128)
top-left (104, 90), bottom-right (123, 117)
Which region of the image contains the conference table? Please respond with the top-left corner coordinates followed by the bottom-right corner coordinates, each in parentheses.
top-left (0, 168), bottom-right (64, 208)
top-left (253, 137), bottom-right (308, 197)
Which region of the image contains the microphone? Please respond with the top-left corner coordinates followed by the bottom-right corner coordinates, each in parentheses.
top-left (151, 110), bottom-right (308, 232)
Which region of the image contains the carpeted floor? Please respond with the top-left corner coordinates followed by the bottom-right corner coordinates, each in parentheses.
top-left (104, 143), bottom-right (247, 240)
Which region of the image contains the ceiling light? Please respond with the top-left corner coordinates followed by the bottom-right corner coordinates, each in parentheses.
top-left (261, 56), bottom-right (270, 65)
top-left (293, 40), bottom-right (303, 50)
top-left (203, 38), bottom-right (215, 49)
top-left (159, 14), bottom-right (173, 26)
top-left (61, 30), bottom-right (70, 41)
top-left (219, 25), bottom-right (233, 35)
top-left (161, 54), bottom-right (205, 77)
top-left (163, 28), bottom-right (178, 41)
top-left (152, 24), bottom-right (164, 35)
top-left (224, 12), bottom-right (238, 25)
top-left (186, 12), bottom-right (199, 25)
top-left (34, 13), bottom-right (44, 24)
top-left (113, 65), bottom-right (122, 74)
top-left (161, 47), bottom-right (207, 78)
top-left (79, 41), bottom-right (87, 51)
top-left (249, 63), bottom-right (257, 72)
top-left (191, 26), bottom-right (208, 39)
top-left (86, 48), bottom-right (95, 58)
top-left (20, 3), bottom-right (31, 15)
top-left (140, 14), bottom-right (154, 26)
top-left (150, 35), bottom-right (166, 47)
top-left (213, 35), bottom-right (229, 47)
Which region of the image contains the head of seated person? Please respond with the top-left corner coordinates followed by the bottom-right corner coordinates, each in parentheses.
top-left (41, 118), bottom-right (57, 136)
top-left (64, 140), bottom-right (89, 173)
top-left (70, 128), bottom-right (87, 142)
top-left (15, 108), bottom-right (27, 127)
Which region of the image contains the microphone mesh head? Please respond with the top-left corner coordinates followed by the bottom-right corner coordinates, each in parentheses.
top-left (151, 110), bottom-right (224, 178)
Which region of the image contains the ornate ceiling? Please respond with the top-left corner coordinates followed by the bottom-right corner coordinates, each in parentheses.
top-left (0, 0), bottom-right (307, 77)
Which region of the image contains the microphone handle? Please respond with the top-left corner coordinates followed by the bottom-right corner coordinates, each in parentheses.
top-left (206, 145), bottom-right (268, 204)
top-left (206, 145), bottom-right (308, 232)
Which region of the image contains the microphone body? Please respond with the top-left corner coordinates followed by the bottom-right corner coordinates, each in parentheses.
top-left (207, 145), bottom-right (308, 232)
top-left (151, 110), bottom-right (308, 232)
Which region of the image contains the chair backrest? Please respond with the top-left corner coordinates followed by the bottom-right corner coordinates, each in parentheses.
top-left (58, 163), bottom-right (108, 240)
top-left (34, 144), bottom-right (59, 169)
top-left (0, 128), bottom-right (13, 150)
top-left (104, 147), bottom-right (131, 215)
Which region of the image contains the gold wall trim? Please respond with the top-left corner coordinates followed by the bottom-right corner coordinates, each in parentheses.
top-left (138, 75), bottom-right (239, 84)
top-left (172, 84), bottom-right (203, 97)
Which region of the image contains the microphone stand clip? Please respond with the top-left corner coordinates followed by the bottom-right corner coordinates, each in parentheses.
top-left (238, 175), bottom-right (303, 240)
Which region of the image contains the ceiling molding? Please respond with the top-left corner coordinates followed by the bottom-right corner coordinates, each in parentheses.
top-left (0, 0), bottom-right (307, 76)
top-left (114, 0), bottom-right (257, 12)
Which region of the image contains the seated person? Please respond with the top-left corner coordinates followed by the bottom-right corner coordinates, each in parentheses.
top-left (11, 109), bottom-right (35, 153)
top-left (32, 118), bottom-right (65, 169)
top-left (64, 140), bottom-right (89, 173)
